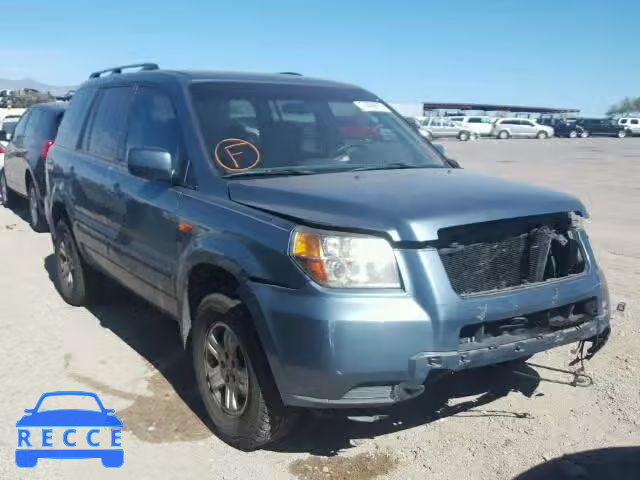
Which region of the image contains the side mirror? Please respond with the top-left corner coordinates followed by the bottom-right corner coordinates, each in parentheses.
top-left (447, 158), bottom-right (462, 169)
top-left (127, 147), bottom-right (175, 183)
top-left (0, 130), bottom-right (8, 142)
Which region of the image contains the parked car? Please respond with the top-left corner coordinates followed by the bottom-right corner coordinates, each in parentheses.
top-left (1, 114), bottom-right (22, 139)
top-left (491, 118), bottom-right (554, 139)
top-left (46, 64), bottom-right (611, 450)
top-left (575, 118), bottom-right (630, 138)
top-left (0, 137), bottom-right (6, 179)
top-left (1, 102), bottom-right (66, 231)
top-left (617, 117), bottom-right (640, 136)
top-left (537, 118), bottom-right (584, 138)
top-left (419, 116), bottom-right (476, 141)
top-left (448, 115), bottom-right (494, 136)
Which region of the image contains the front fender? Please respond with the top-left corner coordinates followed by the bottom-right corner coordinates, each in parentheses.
top-left (175, 230), bottom-right (304, 348)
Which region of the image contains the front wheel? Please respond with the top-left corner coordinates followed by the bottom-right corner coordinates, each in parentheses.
top-left (458, 131), bottom-right (470, 141)
top-left (193, 293), bottom-right (295, 450)
top-left (0, 169), bottom-right (17, 208)
top-left (568, 130), bottom-right (578, 138)
top-left (497, 130), bottom-right (510, 139)
top-left (580, 130), bottom-right (589, 138)
top-left (536, 131), bottom-right (548, 139)
top-left (617, 130), bottom-right (627, 138)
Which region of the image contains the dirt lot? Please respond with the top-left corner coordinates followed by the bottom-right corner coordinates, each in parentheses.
top-left (1, 138), bottom-right (638, 479)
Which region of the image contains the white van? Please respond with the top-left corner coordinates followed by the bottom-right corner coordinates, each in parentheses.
top-left (618, 118), bottom-right (640, 136)
top-left (448, 116), bottom-right (494, 136)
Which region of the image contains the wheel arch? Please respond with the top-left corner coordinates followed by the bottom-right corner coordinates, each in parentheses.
top-left (178, 253), bottom-right (286, 398)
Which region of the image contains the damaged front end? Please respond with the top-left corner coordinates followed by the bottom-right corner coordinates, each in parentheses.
top-left (405, 211), bottom-right (612, 387)
top-left (436, 212), bottom-right (587, 296)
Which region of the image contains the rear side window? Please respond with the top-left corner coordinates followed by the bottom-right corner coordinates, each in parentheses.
top-left (85, 87), bottom-right (134, 161)
top-left (56, 88), bottom-right (94, 149)
top-left (24, 109), bottom-right (63, 140)
top-left (619, 119), bottom-right (627, 124)
top-left (125, 86), bottom-right (184, 166)
top-left (521, 120), bottom-right (534, 127)
top-left (630, 119), bottom-right (639, 125)
top-left (12, 111), bottom-right (31, 139)
top-left (467, 117), bottom-right (481, 123)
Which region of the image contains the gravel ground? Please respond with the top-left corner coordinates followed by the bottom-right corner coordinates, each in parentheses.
top-left (0, 138), bottom-right (638, 479)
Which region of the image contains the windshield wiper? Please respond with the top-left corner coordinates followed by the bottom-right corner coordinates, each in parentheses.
top-left (349, 162), bottom-right (429, 172)
top-left (223, 168), bottom-right (317, 179)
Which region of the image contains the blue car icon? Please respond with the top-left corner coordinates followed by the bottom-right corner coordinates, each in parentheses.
top-left (16, 391), bottom-right (123, 468)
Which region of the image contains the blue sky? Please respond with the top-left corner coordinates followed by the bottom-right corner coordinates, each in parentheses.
top-left (3, 0), bottom-right (638, 115)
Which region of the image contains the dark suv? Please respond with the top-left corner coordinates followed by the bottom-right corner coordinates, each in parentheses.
top-left (575, 118), bottom-right (631, 138)
top-left (1, 102), bottom-right (66, 231)
top-left (537, 118), bottom-right (584, 139)
top-left (45, 64), bottom-right (611, 450)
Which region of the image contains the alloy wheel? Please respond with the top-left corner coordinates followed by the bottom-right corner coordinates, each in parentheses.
top-left (29, 187), bottom-right (39, 226)
top-left (57, 235), bottom-right (75, 291)
top-left (204, 323), bottom-right (250, 416)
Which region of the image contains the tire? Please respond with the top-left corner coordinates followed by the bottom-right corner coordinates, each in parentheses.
top-left (193, 293), bottom-right (295, 450)
top-left (53, 220), bottom-right (96, 306)
top-left (458, 131), bottom-right (470, 141)
top-left (568, 130), bottom-right (578, 139)
top-left (0, 169), bottom-right (18, 208)
top-left (497, 130), bottom-right (510, 140)
top-left (580, 130), bottom-right (589, 138)
top-left (27, 183), bottom-right (47, 232)
top-left (617, 130), bottom-right (627, 138)
top-left (536, 131), bottom-right (548, 139)
top-left (470, 132), bottom-right (478, 141)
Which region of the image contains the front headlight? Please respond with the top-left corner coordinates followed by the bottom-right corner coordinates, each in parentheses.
top-left (290, 228), bottom-right (401, 288)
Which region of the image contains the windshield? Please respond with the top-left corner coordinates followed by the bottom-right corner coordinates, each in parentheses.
top-left (190, 82), bottom-right (445, 177)
top-left (36, 394), bottom-right (102, 412)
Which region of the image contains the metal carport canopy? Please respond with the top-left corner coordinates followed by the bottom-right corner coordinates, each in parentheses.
top-left (422, 102), bottom-right (579, 114)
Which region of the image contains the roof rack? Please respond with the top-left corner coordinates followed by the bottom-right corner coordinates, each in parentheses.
top-left (279, 71), bottom-right (302, 76)
top-left (89, 63), bottom-right (159, 79)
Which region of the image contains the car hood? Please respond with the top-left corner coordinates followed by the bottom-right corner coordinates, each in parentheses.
top-left (16, 410), bottom-right (123, 427)
top-left (228, 168), bottom-right (586, 242)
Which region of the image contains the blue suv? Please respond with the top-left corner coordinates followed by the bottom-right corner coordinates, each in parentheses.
top-left (45, 64), bottom-right (611, 450)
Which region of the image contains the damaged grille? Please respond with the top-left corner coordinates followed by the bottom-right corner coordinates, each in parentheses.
top-left (438, 213), bottom-right (586, 295)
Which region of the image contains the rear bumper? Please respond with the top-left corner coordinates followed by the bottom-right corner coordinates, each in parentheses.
top-left (249, 241), bottom-right (611, 408)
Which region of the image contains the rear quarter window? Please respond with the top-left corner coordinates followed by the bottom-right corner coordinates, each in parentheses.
top-left (56, 88), bottom-right (95, 150)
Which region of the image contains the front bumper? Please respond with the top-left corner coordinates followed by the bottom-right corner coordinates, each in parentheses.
top-left (249, 233), bottom-right (611, 409)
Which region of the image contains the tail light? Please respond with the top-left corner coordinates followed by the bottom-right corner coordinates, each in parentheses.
top-left (0, 145), bottom-right (5, 154)
top-left (40, 140), bottom-right (54, 159)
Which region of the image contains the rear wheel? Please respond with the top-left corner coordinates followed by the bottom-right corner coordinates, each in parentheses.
top-left (580, 130), bottom-right (589, 138)
top-left (53, 220), bottom-right (96, 306)
top-left (498, 130), bottom-right (510, 139)
top-left (536, 131), bottom-right (548, 139)
top-left (193, 293), bottom-right (295, 450)
top-left (28, 183), bottom-right (47, 232)
top-left (568, 130), bottom-right (578, 138)
top-left (458, 131), bottom-right (470, 141)
top-left (617, 129), bottom-right (627, 138)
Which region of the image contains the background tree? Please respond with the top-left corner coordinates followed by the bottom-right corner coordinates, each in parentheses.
top-left (607, 96), bottom-right (640, 115)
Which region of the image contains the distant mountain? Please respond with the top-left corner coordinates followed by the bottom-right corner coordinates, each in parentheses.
top-left (0, 78), bottom-right (75, 96)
